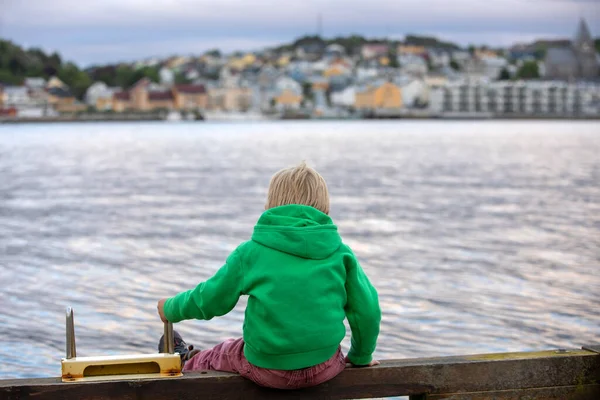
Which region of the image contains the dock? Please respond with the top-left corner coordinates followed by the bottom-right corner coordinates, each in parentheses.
top-left (1, 345), bottom-right (598, 399)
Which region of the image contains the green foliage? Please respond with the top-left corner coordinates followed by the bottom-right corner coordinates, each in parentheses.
top-left (450, 59), bottom-right (461, 71)
top-left (205, 49), bottom-right (221, 57)
top-left (273, 34), bottom-right (460, 57)
top-left (89, 65), bottom-right (118, 86)
top-left (292, 35), bottom-right (325, 49)
top-left (301, 82), bottom-right (314, 101)
top-left (110, 65), bottom-right (160, 88)
top-left (387, 50), bottom-right (399, 68)
top-left (202, 70), bottom-right (220, 81)
top-left (595, 38), bottom-right (600, 53)
top-left (533, 48), bottom-right (546, 60)
top-left (498, 67), bottom-right (511, 80)
top-left (516, 61), bottom-right (540, 79)
top-left (58, 62), bottom-right (92, 99)
top-left (405, 35), bottom-right (460, 50)
top-left (0, 40), bottom-right (65, 84)
top-left (0, 69), bottom-right (23, 85)
top-left (425, 57), bottom-right (433, 71)
top-left (0, 39), bottom-right (92, 99)
top-left (115, 65), bottom-right (135, 87)
top-left (329, 35), bottom-right (368, 55)
top-left (175, 72), bottom-right (191, 84)
top-left (136, 66), bottom-right (160, 84)
top-left (0, 39), bottom-right (161, 99)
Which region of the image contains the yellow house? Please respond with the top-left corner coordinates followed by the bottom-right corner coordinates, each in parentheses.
top-left (95, 96), bottom-right (113, 111)
top-left (227, 58), bottom-right (245, 71)
top-left (128, 78), bottom-right (176, 111)
top-left (277, 55), bottom-right (291, 68)
top-left (54, 101), bottom-right (87, 113)
top-left (173, 84), bottom-right (207, 110)
top-left (110, 81), bottom-right (208, 113)
top-left (146, 91), bottom-right (175, 110)
top-left (275, 89), bottom-right (302, 109)
top-left (424, 74), bottom-right (449, 88)
top-left (242, 54), bottom-right (256, 66)
top-left (47, 87), bottom-right (86, 113)
top-left (355, 82), bottom-right (403, 110)
top-left (398, 45), bottom-right (427, 55)
top-left (112, 92), bottom-right (131, 112)
top-left (312, 80), bottom-right (329, 92)
top-left (475, 49), bottom-right (498, 58)
top-left (207, 87), bottom-right (253, 111)
top-left (166, 56), bottom-right (189, 69)
top-left (47, 76), bottom-right (68, 89)
top-left (323, 65), bottom-right (349, 77)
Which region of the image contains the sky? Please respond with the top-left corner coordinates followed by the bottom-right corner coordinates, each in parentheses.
top-left (0, 0), bottom-right (598, 67)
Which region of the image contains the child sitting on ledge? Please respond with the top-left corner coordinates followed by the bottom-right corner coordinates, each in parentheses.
top-left (157, 162), bottom-right (381, 389)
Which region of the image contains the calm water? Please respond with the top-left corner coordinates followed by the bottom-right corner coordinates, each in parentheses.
top-left (0, 120), bottom-right (598, 379)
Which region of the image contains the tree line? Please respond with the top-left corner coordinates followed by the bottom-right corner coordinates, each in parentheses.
top-left (0, 39), bottom-right (162, 99)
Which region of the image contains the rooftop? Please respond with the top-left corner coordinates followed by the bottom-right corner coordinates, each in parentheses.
top-left (174, 84), bottom-right (206, 94)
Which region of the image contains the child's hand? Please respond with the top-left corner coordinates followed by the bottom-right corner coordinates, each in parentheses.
top-left (344, 356), bottom-right (380, 368)
top-left (157, 298), bottom-right (168, 323)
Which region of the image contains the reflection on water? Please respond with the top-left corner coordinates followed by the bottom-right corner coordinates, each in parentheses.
top-left (0, 121), bottom-right (598, 378)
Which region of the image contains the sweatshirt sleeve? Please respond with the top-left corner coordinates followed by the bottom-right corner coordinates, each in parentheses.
top-left (163, 249), bottom-right (244, 323)
top-left (344, 250), bottom-right (381, 366)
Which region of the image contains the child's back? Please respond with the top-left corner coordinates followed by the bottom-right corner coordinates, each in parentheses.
top-left (158, 162), bottom-right (381, 389)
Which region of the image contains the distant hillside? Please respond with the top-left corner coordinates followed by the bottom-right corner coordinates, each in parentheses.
top-left (0, 39), bottom-right (91, 98)
top-left (404, 35), bottom-right (461, 50)
top-left (0, 39), bottom-right (162, 99)
top-left (0, 39), bottom-right (64, 85)
top-left (271, 34), bottom-right (461, 55)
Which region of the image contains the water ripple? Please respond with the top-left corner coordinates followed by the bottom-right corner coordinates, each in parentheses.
top-left (0, 121), bottom-right (598, 378)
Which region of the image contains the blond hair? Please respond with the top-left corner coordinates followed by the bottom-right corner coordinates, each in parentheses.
top-left (266, 162), bottom-right (330, 214)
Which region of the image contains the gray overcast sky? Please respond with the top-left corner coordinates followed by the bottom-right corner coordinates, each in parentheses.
top-left (0, 0), bottom-right (598, 67)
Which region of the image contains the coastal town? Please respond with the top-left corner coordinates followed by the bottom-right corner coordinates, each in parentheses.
top-left (1, 18), bottom-right (599, 121)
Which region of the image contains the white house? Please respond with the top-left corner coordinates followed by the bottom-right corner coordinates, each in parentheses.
top-left (361, 44), bottom-right (389, 60)
top-left (325, 44), bottom-right (346, 59)
top-left (428, 49), bottom-right (451, 68)
top-left (24, 78), bottom-right (46, 89)
top-left (398, 54), bottom-right (428, 76)
top-left (400, 79), bottom-right (428, 108)
top-left (159, 67), bottom-right (175, 85)
top-left (3, 86), bottom-right (30, 107)
top-left (219, 66), bottom-right (242, 88)
top-left (464, 55), bottom-right (508, 80)
top-left (185, 68), bottom-right (200, 81)
top-left (1, 86), bottom-right (51, 117)
top-left (274, 76), bottom-right (302, 94)
top-left (429, 80), bottom-right (600, 116)
top-left (451, 50), bottom-right (471, 65)
top-left (355, 66), bottom-right (380, 81)
top-left (331, 86), bottom-right (356, 108)
top-left (84, 82), bottom-right (119, 108)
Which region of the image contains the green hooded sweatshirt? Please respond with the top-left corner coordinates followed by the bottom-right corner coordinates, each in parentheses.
top-left (163, 204), bottom-right (381, 370)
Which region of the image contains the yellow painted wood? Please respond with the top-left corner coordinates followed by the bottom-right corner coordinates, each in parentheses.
top-left (61, 353), bottom-right (182, 382)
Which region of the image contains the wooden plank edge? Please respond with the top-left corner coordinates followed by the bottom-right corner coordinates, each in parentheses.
top-left (427, 383), bottom-right (600, 400)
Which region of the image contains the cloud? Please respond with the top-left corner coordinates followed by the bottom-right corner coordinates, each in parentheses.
top-left (1, 0), bottom-right (597, 65)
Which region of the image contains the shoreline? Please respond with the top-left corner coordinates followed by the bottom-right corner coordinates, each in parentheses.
top-left (2, 115), bottom-right (600, 124)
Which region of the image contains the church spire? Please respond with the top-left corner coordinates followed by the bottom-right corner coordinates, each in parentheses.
top-left (573, 18), bottom-right (593, 49)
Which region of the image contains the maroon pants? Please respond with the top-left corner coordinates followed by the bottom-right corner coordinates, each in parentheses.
top-left (183, 338), bottom-right (346, 389)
